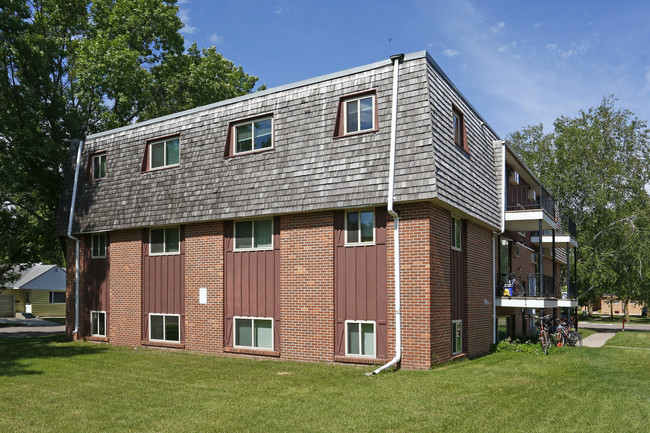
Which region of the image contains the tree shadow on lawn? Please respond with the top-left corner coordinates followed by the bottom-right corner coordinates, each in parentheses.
top-left (0, 335), bottom-right (108, 378)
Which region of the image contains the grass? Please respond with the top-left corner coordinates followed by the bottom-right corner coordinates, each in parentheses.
top-left (605, 331), bottom-right (650, 349)
top-left (1, 336), bottom-right (648, 433)
top-left (577, 328), bottom-right (597, 338)
top-left (0, 323), bottom-right (28, 328)
top-left (40, 317), bottom-right (65, 325)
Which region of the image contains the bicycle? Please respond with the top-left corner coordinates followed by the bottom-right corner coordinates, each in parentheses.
top-left (502, 271), bottom-right (525, 297)
top-left (552, 319), bottom-right (582, 347)
top-left (533, 314), bottom-right (552, 355)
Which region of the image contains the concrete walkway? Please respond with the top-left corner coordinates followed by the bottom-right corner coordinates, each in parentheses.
top-left (581, 332), bottom-right (616, 348)
top-left (0, 317), bottom-right (65, 339)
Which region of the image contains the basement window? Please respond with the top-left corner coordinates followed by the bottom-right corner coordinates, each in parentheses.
top-left (149, 313), bottom-right (180, 342)
top-left (346, 320), bottom-right (375, 357)
top-left (234, 317), bottom-right (273, 350)
top-left (91, 311), bottom-right (106, 337)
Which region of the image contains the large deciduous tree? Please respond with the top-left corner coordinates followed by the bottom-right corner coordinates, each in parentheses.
top-left (0, 0), bottom-right (260, 283)
top-left (508, 97), bottom-right (650, 318)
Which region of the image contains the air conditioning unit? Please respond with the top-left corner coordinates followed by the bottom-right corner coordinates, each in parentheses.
top-left (508, 171), bottom-right (520, 185)
top-left (527, 189), bottom-right (537, 201)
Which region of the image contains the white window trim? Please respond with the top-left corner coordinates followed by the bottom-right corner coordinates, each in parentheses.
top-left (148, 137), bottom-right (180, 171)
top-left (232, 117), bottom-right (274, 155)
top-left (149, 226), bottom-right (181, 256)
top-left (344, 319), bottom-right (376, 358)
top-left (148, 313), bottom-right (181, 343)
top-left (91, 233), bottom-right (107, 259)
top-left (92, 153), bottom-right (106, 181)
top-left (452, 319), bottom-right (463, 355)
top-left (233, 316), bottom-right (274, 350)
top-left (233, 218), bottom-right (274, 252)
top-left (343, 94), bottom-right (376, 134)
top-left (90, 310), bottom-right (106, 337)
top-left (451, 217), bottom-right (462, 251)
top-left (344, 209), bottom-right (376, 246)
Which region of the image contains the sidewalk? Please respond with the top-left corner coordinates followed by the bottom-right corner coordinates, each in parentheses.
top-left (581, 332), bottom-right (616, 348)
top-left (0, 317), bottom-right (65, 339)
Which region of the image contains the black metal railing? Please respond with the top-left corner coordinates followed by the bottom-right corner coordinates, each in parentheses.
top-left (506, 185), bottom-right (555, 220)
top-left (496, 272), bottom-right (558, 298)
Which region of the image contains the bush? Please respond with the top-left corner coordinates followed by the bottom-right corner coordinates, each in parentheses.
top-left (491, 337), bottom-right (544, 354)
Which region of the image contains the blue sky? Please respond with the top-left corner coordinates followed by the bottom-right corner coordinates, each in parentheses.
top-left (176, 0), bottom-right (650, 138)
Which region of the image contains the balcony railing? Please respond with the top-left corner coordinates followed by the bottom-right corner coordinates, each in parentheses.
top-left (497, 272), bottom-right (558, 298)
top-left (506, 185), bottom-right (555, 220)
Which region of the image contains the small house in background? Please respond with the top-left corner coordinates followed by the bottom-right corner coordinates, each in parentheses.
top-left (0, 264), bottom-right (66, 317)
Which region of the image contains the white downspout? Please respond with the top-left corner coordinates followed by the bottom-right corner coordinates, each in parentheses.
top-left (67, 139), bottom-right (84, 336)
top-left (367, 53), bottom-right (404, 376)
top-left (493, 140), bottom-right (506, 343)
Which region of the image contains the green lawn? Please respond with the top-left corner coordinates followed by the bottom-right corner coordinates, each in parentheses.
top-left (581, 314), bottom-right (650, 324)
top-left (577, 327), bottom-right (597, 338)
top-left (605, 331), bottom-right (650, 349)
top-left (1, 336), bottom-right (648, 433)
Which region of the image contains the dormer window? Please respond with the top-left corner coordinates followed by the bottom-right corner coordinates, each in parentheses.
top-left (92, 153), bottom-right (106, 180)
top-left (452, 105), bottom-right (469, 153)
top-left (345, 95), bottom-right (375, 134)
top-left (149, 137), bottom-right (179, 170)
top-left (234, 117), bottom-right (273, 154)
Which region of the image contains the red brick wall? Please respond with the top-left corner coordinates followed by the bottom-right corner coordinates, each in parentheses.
top-left (108, 229), bottom-right (142, 346)
top-left (280, 212), bottom-right (335, 362)
top-left (65, 238), bottom-right (87, 340)
top-left (184, 221), bottom-right (224, 354)
top-left (465, 222), bottom-right (494, 356)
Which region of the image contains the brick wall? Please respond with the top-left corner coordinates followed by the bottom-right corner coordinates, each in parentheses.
top-left (280, 212), bottom-right (335, 362)
top-left (65, 238), bottom-right (87, 339)
top-left (108, 229), bottom-right (142, 346)
top-left (184, 221), bottom-right (224, 354)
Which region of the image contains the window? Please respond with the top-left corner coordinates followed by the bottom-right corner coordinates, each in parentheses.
top-left (234, 317), bottom-right (273, 350)
top-left (234, 219), bottom-right (273, 250)
top-left (149, 227), bottom-right (180, 255)
top-left (149, 314), bottom-right (180, 342)
top-left (92, 153), bottom-right (106, 180)
top-left (345, 95), bottom-right (375, 134)
top-left (452, 320), bottom-right (463, 355)
top-left (91, 311), bottom-right (106, 337)
top-left (452, 106), bottom-right (469, 152)
top-left (346, 210), bottom-right (374, 245)
top-left (49, 292), bottom-right (65, 304)
top-left (346, 320), bottom-right (375, 357)
top-left (91, 233), bottom-right (107, 258)
top-left (234, 117), bottom-right (273, 154)
top-left (451, 217), bottom-right (462, 250)
top-left (149, 137), bottom-right (179, 170)
top-left (497, 316), bottom-right (512, 341)
top-left (25, 290), bottom-right (30, 304)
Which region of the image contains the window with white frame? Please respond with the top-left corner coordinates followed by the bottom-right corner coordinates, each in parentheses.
top-left (92, 152), bottom-right (106, 180)
top-left (149, 227), bottom-right (180, 255)
top-left (49, 291), bottom-right (65, 304)
top-left (234, 317), bottom-right (273, 350)
top-left (91, 311), bottom-right (106, 337)
top-left (451, 217), bottom-right (462, 250)
top-left (344, 95), bottom-right (375, 134)
top-left (346, 209), bottom-right (374, 245)
top-left (452, 320), bottom-right (463, 355)
top-left (91, 233), bottom-right (107, 258)
top-left (149, 313), bottom-right (180, 342)
top-left (234, 219), bottom-right (273, 250)
top-left (346, 320), bottom-right (375, 357)
top-left (149, 137), bottom-right (179, 170)
top-left (234, 117), bottom-right (273, 154)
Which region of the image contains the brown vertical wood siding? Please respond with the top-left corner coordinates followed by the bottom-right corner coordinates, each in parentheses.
top-left (223, 217), bottom-right (281, 351)
top-left (85, 234), bottom-right (110, 336)
top-left (141, 227), bottom-right (186, 342)
top-left (334, 208), bottom-right (388, 358)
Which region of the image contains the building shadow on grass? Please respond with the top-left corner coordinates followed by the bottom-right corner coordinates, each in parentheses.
top-left (0, 335), bottom-right (108, 377)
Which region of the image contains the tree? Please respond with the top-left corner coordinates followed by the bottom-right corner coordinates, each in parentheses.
top-left (0, 0), bottom-right (261, 282)
top-left (508, 97), bottom-right (650, 319)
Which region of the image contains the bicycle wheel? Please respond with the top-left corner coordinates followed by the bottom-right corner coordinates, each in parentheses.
top-left (540, 331), bottom-right (550, 355)
top-left (568, 331), bottom-right (582, 347)
top-left (512, 281), bottom-right (525, 297)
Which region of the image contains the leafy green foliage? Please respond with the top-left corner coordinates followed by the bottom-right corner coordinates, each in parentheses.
top-left (492, 337), bottom-right (544, 354)
top-left (0, 1), bottom-right (261, 279)
top-left (508, 97), bottom-right (650, 312)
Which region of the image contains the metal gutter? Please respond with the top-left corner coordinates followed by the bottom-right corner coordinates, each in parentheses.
top-left (66, 139), bottom-right (84, 335)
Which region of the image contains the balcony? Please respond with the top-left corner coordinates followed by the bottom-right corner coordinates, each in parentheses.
top-left (495, 273), bottom-right (578, 309)
top-left (505, 185), bottom-right (556, 232)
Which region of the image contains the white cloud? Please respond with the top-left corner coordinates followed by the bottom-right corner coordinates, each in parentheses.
top-left (178, 7), bottom-right (197, 35)
top-left (276, 0), bottom-right (289, 15)
top-left (498, 45), bottom-right (508, 53)
top-left (546, 40), bottom-right (590, 58)
top-left (491, 22), bottom-right (505, 32)
top-left (442, 49), bottom-right (460, 57)
top-left (209, 34), bottom-right (224, 45)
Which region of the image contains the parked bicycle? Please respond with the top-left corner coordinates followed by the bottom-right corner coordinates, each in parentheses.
top-left (551, 318), bottom-right (583, 347)
top-left (533, 314), bottom-right (553, 355)
top-left (502, 270), bottom-right (525, 297)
